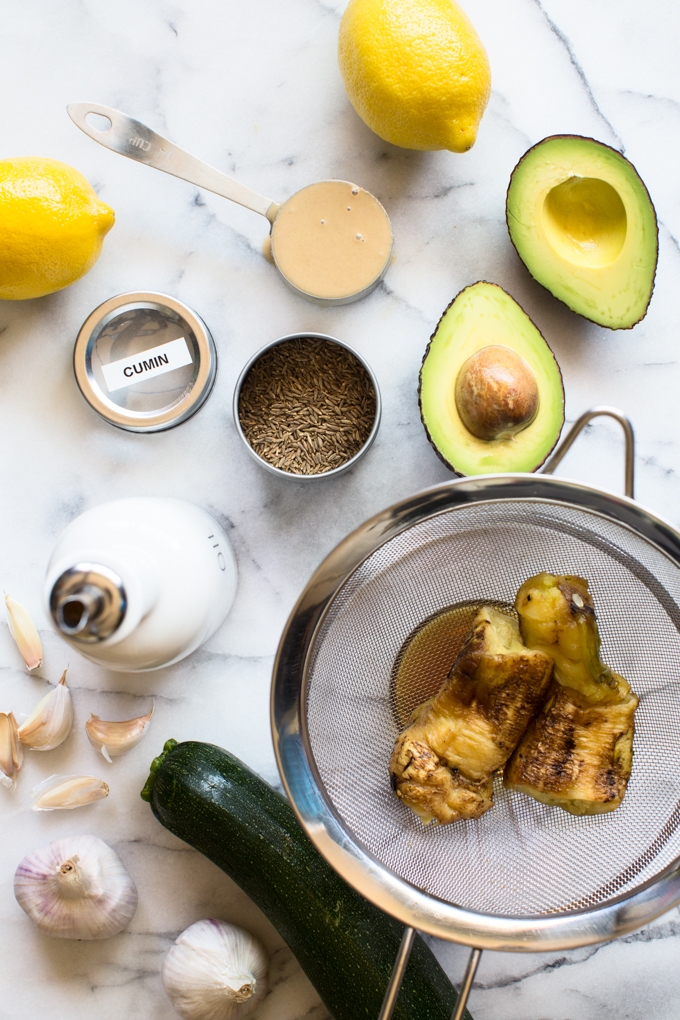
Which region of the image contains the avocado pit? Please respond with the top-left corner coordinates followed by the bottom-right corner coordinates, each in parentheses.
top-left (419, 282), bottom-right (564, 475)
top-left (455, 344), bottom-right (539, 442)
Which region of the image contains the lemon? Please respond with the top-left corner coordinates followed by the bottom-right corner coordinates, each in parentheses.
top-left (338, 0), bottom-right (491, 153)
top-left (0, 157), bottom-right (115, 300)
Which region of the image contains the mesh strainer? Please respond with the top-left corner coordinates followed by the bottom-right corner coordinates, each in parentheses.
top-left (272, 408), bottom-right (680, 1020)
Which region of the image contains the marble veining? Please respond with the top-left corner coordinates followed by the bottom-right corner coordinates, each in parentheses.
top-left (2, 1), bottom-right (680, 1018)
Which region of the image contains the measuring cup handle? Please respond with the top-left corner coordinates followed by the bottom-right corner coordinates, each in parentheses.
top-left (67, 102), bottom-right (280, 223)
top-left (540, 405), bottom-right (635, 499)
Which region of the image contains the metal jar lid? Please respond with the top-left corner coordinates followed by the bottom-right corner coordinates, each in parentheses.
top-left (74, 291), bottom-right (217, 432)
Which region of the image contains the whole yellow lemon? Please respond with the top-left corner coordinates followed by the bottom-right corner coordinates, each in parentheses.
top-left (338, 0), bottom-right (491, 152)
top-left (0, 157), bottom-right (115, 300)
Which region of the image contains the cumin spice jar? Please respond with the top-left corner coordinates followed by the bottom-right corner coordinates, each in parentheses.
top-left (234, 332), bottom-right (381, 479)
top-left (74, 292), bottom-right (217, 432)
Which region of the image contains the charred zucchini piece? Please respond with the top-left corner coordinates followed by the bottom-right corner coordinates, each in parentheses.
top-left (515, 572), bottom-right (627, 704)
top-left (511, 572), bottom-right (639, 814)
top-left (504, 680), bottom-right (639, 814)
top-left (389, 606), bottom-right (553, 824)
top-left (390, 738), bottom-right (494, 825)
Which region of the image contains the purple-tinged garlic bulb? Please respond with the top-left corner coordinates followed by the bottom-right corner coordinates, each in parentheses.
top-left (14, 835), bottom-right (137, 939)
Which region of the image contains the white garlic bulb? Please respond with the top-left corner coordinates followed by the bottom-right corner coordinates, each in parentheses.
top-left (31, 774), bottom-right (109, 811)
top-left (162, 919), bottom-right (269, 1020)
top-left (14, 834), bottom-right (138, 939)
top-left (18, 669), bottom-right (73, 750)
top-left (0, 711), bottom-right (23, 789)
top-left (85, 702), bottom-right (154, 762)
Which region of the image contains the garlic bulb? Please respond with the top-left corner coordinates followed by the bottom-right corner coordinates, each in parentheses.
top-left (162, 919), bottom-right (269, 1020)
top-left (31, 774), bottom-right (109, 811)
top-left (5, 594), bottom-right (43, 671)
top-left (86, 702), bottom-right (154, 762)
top-left (18, 669), bottom-right (73, 750)
top-left (14, 834), bottom-right (137, 939)
top-left (0, 711), bottom-right (23, 789)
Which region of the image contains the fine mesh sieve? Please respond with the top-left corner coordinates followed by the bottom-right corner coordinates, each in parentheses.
top-left (306, 498), bottom-right (680, 916)
top-left (272, 409), bottom-right (680, 1020)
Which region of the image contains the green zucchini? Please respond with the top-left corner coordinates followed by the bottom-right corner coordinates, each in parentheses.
top-left (142, 739), bottom-right (470, 1020)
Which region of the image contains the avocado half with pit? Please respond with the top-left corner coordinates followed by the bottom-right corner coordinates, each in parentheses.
top-left (506, 135), bottom-right (658, 330)
top-left (419, 282), bottom-right (564, 476)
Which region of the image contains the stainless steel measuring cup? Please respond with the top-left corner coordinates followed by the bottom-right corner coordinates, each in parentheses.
top-left (68, 103), bottom-right (393, 306)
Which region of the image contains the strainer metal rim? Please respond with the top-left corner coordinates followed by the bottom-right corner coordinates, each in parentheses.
top-left (272, 472), bottom-right (680, 951)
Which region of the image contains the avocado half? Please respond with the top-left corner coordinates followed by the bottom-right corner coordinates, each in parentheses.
top-left (506, 135), bottom-right (658, 330)
top-left (419, 282), bottom-right (565, 476)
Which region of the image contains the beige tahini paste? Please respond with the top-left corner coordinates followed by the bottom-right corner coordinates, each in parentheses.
top-left (270, 180), bottom-right (392, 301)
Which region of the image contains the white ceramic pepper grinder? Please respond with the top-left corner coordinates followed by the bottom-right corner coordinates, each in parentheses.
top-left (43, 497), bottom-right (237, 671)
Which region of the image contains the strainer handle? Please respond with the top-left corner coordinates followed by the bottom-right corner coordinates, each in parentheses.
top-left (377, 927), bottom-right (479, 1020)
top-left (377, 926), bottom-right (415, 1020)
top-left (450, 948), bottom-right (482, 1020)
top-left (540, 406), bottom-right (635, 498)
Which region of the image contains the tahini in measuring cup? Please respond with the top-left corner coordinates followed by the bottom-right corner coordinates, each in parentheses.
top-left (68, 103), bottom-right (393, 306)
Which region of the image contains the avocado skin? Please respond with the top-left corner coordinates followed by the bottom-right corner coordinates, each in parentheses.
top-left (418, 282), bottom-right (565, 477)
top-left (506, 134), bottom-right (658, 331)
top-left (418, 289), bottom-right (467, 478)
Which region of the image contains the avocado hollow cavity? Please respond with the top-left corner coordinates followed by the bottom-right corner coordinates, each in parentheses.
top-left (542, 176), bottom-right (627, 269)
top-left (454, 344), bottom-right (539, 442)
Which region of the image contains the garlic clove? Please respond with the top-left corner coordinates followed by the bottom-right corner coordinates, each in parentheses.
top-left (18, 669), bottom-right (73, 750)
top-left (31, 773), bottom-right (109, 811)
top-left (5, 594), bottom-right (43, 671)
top-left (0, 711), bottom-right (23, 790)
top-left (14, 834), bottom-right (137, 939)
top-left (162, 918), bottom-right (269, 1020)
top-left (85, 702), bottom-right (154, 762)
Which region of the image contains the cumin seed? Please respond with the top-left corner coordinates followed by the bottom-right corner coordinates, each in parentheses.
top-left (238, 337), bottom-right (377, 475)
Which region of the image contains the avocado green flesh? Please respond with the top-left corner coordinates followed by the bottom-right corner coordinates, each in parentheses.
top-left (419, 282), bottom-right (564, 476)
top-left (507, 135), bottom-right (657, 330)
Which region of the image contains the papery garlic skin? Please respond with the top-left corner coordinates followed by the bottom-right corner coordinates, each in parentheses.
top-left (14, 834), bottom-right (137, 939)
top-left (31, 774), bottom-right (109, 811)
top-left (5, 595), bottom-right (43, 671)
top-left (18, 670), bottom-right (73, 750)
top-left (162, 919), bottom-right (269, 1020)
top-left (86, 702), bottom-right (154, 763)
top-left (0, 711), bottom-right (23, 790)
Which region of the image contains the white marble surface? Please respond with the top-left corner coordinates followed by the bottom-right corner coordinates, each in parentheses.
top-left (2, 1), bottom-right (680, 1017)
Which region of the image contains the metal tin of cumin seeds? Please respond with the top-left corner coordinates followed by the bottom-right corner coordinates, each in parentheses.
top-left (74, 292), bottom-right (217, 432)
top-left (233, 332), bottom-right (381, 480)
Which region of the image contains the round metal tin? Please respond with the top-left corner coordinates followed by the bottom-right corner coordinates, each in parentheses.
top-left (233, 331), bottom-right (381, 480)
top-left (74, 292), bottom-right (217, 432)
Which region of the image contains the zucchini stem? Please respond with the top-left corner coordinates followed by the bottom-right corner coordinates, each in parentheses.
top-left (140, 738), bottom-right (178, 801)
